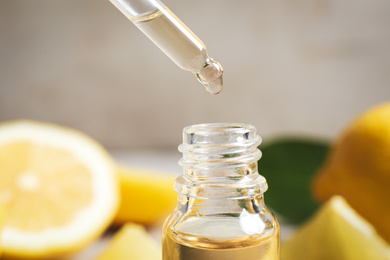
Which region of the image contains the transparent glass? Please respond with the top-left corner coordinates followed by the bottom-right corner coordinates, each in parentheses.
top-left (109, 0), bottom-right (223, 94)
top-left (162, 123), bottom-right (280, 260)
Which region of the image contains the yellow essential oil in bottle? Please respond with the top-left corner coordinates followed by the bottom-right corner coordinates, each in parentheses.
top-left (162, 123), bottom-right (280, 260)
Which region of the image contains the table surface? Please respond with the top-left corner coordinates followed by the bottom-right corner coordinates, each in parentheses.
top-left (70, 150), bottom-right (296, 260)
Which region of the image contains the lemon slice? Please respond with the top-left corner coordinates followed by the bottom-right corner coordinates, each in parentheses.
top-left (282, 196), bottom-right (390, 260)
top-left (96, 223), bottom-right (161, 260)
top-left (0, 121), bottom-right (119, 259)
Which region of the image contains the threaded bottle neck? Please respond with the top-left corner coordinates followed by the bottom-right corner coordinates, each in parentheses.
top-left (176, 123), bottom-right (267, 199)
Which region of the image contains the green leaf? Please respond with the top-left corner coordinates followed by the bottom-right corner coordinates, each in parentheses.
top-left (258, 137), bottom-right (330, 224)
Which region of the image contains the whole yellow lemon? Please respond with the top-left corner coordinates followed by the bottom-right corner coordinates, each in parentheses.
top-left (313, 102), bottom-right (390, 243)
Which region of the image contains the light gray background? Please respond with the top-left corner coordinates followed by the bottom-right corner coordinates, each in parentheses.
top-left (1, 0), bottom-right (389, 149)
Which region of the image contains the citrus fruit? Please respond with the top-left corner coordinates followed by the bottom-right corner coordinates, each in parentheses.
top-left (114, 166), bottom-right (176, 225)
top-left (312, 102), bottom-right (390, 242)
top-left (282, 196), bottom-right (390, 260)
top-left (0, 120), bottom-right (119, 259)
top-left (95, 223), bottom-right (161, 260)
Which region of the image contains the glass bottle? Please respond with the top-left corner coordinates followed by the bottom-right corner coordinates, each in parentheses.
top-left (162, 123), bottom-right (280, 260)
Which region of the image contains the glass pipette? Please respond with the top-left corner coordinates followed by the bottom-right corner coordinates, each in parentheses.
top-left (109, 0), bottom-right (223, 94)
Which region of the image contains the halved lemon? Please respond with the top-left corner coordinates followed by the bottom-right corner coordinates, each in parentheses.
top-left (0, 121), bottom-right (119, 259)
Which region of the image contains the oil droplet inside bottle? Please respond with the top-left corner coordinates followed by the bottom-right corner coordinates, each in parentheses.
top-left (195, 58), bottom-right (223, 95)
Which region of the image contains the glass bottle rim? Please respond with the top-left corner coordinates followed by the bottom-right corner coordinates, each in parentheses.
top-left (179, 123), bottom-right (262, 153)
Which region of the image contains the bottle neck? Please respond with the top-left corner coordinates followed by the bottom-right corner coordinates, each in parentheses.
top-left (175, 163), bottom-right (267, 199)
top-left (175, 123), bottom-right (267, 200)
top-left (176, 192), bottom-right (267, 218)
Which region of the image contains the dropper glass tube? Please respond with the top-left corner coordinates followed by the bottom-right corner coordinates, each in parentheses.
top-left (109, 0), bottom-right (223, 94)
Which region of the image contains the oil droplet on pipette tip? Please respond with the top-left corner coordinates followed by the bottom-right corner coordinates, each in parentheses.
top-left (204, 75), bottom-right (223, 95)
top-left (195, 58), bottom-right (223, 95)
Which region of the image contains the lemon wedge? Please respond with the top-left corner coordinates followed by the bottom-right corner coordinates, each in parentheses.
top-left (114, 166), bottom-right (176, 225)
top-left (96, 223), bottom-right (161, 260)
top-left (282, 196), bottom-right (390, 260)
top-left (0, 121), bottom-right (119, 259)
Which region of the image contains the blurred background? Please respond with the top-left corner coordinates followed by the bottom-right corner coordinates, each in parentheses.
top-left (1, 0), bottom-right (389, 151)
top-left (1, 1), bottom-right (390, 259)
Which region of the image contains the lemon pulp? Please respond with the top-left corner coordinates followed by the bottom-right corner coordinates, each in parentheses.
top-left (0, 121), bottom-right (119, 259)
top-left (0, 141), bottom-right (93, 231)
